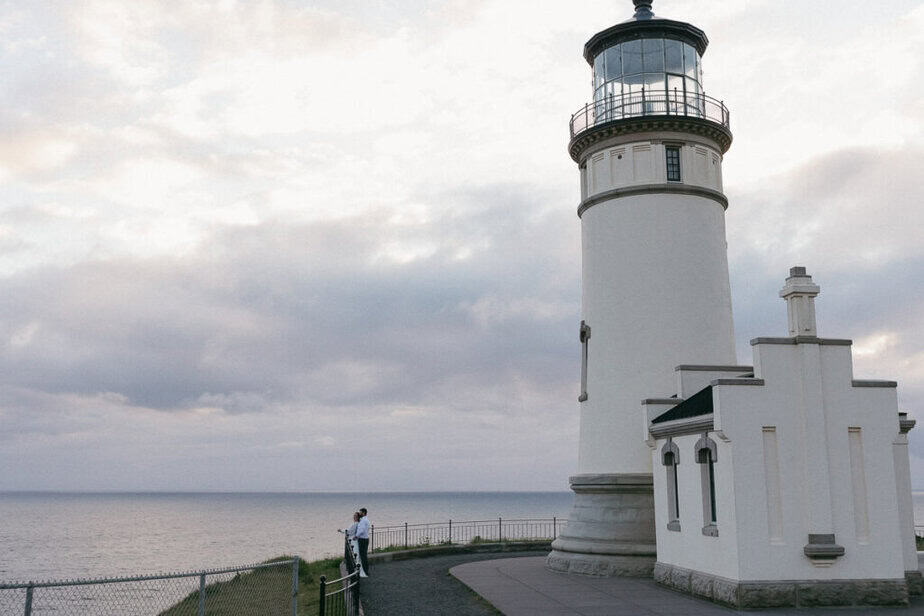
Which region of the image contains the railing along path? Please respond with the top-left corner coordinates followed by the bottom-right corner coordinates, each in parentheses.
top-left (318, 538), bottom-right (360, 616)
top-left (370, 517), bottom-right (564, 551)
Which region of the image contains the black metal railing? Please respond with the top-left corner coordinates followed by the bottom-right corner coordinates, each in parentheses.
top-left (370, 517), bottom-right (564, 552)
top-left (570, 89), bottom-right (730, 138)
top-left (317, 538), bottom-right (359, 616)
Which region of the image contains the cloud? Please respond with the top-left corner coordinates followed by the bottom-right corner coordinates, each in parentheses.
top-left (0, 0), bottom-right (922, 491)
top-left (0, 185), bottom-right (580, 490)
top-left (726, 145), bottom-right (924, 483)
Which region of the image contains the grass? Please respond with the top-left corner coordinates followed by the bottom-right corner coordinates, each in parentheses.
top-left (158, 555), bottom-right (342, 616)
top-left (372, 539), bottom-right (453, 553)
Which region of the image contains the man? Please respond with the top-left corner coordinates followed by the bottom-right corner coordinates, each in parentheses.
top-left (355, 507), bottom-right (371, 577)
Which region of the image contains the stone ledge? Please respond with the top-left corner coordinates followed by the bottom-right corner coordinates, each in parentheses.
top-left (675, 364), bottom-right (753, 372)
top-left (653, 562), bottom-right (909, 608)
top-left (906, 570), bottom-right (924, 596)
top-left (711, 377), bottom-right (765, 386)
top-left (750, 336), bottom-right (852, 346)
top-left (852, 379), bottom-right (899, 388)
top-left (547, 551), bottom-right (655, 577)
top-left (568, 472), bottom-right (654, 487)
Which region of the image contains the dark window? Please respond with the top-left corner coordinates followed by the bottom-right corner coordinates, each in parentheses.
top-left (707, 452), bottom-right (717, 523)
top-left (667, 453), bottom-right (680, 519)
top-left (696, 437), bottom-right (719, 533)
top-left (665, 146), bottom-right (682, 181)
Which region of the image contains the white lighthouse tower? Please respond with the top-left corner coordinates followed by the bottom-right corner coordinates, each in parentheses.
top-left (548, 0), bottom-right (742, 575)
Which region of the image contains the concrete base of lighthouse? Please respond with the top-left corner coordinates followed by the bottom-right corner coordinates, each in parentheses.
top-left (546, 473), bottom-right (656, 577)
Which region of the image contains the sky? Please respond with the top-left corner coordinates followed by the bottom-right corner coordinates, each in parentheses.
top-left (1, 0), bottom-right (922, 492)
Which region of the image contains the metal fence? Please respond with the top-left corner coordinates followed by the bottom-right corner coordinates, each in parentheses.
top-left (0, 558), bottom-right (299, 616)
top-left (370, 517), bottom-right (565, 551)
top-left (569, 89), bottom-right (730, 138)
top-left (317, 539), bottom-right (359, 616)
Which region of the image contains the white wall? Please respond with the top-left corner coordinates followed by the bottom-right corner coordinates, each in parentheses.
top-left (579, 190), bottom-right (736, 474)
top-left (652, 432), bottom-right (740, 579)
top-left (652, 341), bottom-right (908, 582)
top-left (583, 138), bottom-right (724, 198)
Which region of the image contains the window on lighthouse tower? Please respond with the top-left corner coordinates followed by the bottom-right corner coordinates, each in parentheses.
top-left (665, 146), bottom-right (682, 181)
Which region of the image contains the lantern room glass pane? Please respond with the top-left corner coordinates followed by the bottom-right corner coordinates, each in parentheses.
top-left (686, 77), bottom-right (700, 96)
top-left (623, 39), bottom-right (643, 75)
top-left (642, 38), bottom-right (664, 72)
top-left (644, 72), bottom-right (665, 93)
top-left (665, 39), bottom-right (683, 73)
top-left (623, 72), bottom-right (645, 95)
top-left (667, 73), bottom-right (685, 95)
top-left (605, 45), bottom-right (622, 81)
top-left (683, 43), bottom-right (698, 78)
top-left (594, 52), bottom-right (605, 89)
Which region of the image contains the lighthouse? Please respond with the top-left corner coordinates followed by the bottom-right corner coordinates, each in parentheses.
top-left (548, 0), bottom-right (741, 576)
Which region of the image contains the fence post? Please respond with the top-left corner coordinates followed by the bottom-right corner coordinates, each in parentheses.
top-left (198, 573), bottom-right (206, 616)
top-left (353, 571), bottom-right (361, 616)
top-left (499, 517), bottom-right (503, 543)
top-left (449, 519), bottom-right (452, 544)
top-left (370, 525), bottom-right (374, 552)
top-left (318, 576), bottom-right (326, 615)
top-left (23, 585), bottom-right (33, 616)
top-left (553, 516), bottom-right (557, 538)
top-left (291, 557), bottom-right (299, 616)
top-left (404, 522), bottom-right (408, 548)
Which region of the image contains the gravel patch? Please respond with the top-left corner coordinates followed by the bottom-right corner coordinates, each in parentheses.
top-left (361, 551), bottom-right (540, 616)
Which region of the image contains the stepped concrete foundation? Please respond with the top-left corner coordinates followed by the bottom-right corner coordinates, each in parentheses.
top-left (546, 473), bottom-right (656, 576)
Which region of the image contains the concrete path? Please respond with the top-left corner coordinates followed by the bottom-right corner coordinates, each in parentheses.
top-left (451, 557), bottom-right (924, 616)
top-left (361, 551), bottom-right (541, 616)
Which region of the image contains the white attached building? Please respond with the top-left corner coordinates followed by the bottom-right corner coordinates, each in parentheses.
top-left (643, 268), bottom-right (920, 608)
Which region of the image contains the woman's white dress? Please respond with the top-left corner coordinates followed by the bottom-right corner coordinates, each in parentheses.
top-left (345, 522), bottom-right (367, 577)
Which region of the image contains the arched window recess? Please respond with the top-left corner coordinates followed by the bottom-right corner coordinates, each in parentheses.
top-left (662, 439), bottom-right (681, 531)
top-left (696, 434), bottom-right (719, 537)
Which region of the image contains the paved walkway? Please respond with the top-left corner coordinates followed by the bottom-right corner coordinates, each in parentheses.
top-left (362, 551), bottom-right (541, 615)
top-left (451, 557), bottom-right (924, 616)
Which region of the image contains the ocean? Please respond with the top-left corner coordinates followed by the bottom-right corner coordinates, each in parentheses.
top-left (3, 490), bottom-right (923, 584)
top-left (0, 491), bottom-right (573, 582)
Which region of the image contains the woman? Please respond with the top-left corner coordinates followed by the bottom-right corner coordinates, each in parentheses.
top-left (343, 512), bottom-right (367, 577)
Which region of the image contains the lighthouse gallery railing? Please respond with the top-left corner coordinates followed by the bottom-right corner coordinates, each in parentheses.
top-left (570, 89), bottom-right (730, 139)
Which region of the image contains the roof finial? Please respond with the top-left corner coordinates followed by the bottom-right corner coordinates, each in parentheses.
top-left (633, 0), bottom-right (654, 20)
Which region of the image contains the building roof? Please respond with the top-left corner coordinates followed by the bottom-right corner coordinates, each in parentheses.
top-left (583, 1), bottom-right (709, 65)
top-left (651, 385), bottom-right (713, 424)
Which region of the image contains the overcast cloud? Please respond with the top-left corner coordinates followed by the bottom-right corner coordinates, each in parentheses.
top-left (1, 0), bottom-right (923, 491)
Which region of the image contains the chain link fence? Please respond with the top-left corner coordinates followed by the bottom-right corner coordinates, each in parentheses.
top-left (0, 558), bottom-right (298, 616)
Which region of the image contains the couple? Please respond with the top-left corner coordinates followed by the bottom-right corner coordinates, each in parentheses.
top-left (344, 508), bottom-right (371, 577)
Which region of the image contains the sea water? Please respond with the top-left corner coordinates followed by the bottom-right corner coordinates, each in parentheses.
top-left (4, 490), bottom-right (924, 583)
top-left (0, 492), bottom-right (572, 582)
